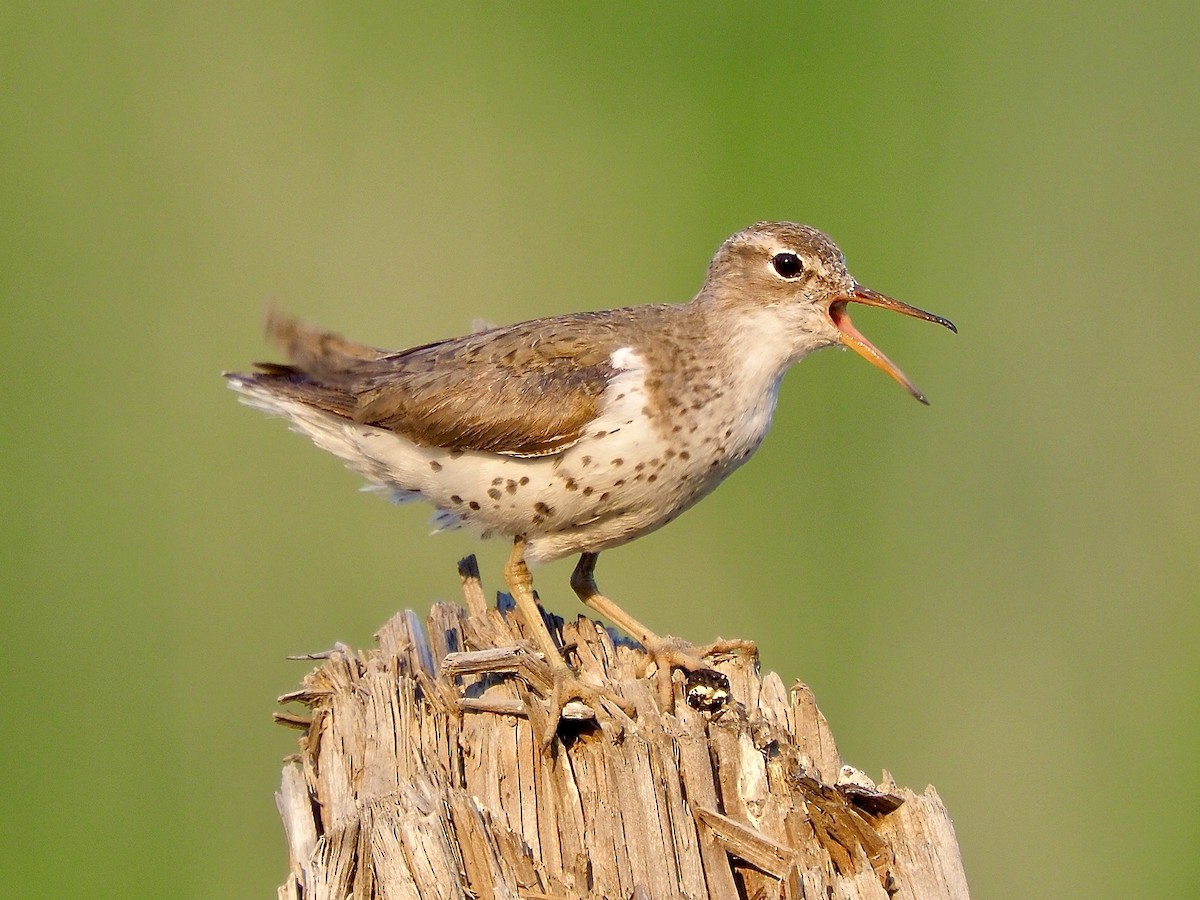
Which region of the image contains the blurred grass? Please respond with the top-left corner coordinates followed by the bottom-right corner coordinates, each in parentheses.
top-left (3, 3), bottom-right (1198, 897)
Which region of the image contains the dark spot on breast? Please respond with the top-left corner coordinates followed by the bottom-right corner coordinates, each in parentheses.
top-left (468, 501), bottom-right (480, 510)
top-left (672, 424), bottom-right (683, 433)
top-left (519, 476), bottom-right (530, 485)
top-left (487, 488), bottom-right (502, 500)
top-left (582, 486), bottom-right (594, 496)
top-left (664, 449), bottom-right (676, 459)
top-left (635, 462), bottom-right (645, 472)
top-left (679, 451), bottom-right (690, 460)
top-left (724, 428), bottom-right (733, 438)
top-left (648, 474), bottom-right (658, 483)
top-left (612, 458), bottom-right (624, 467)
top-left (451, 495), bottom-right (463, 504)
top-left (599, 491), bottom-right (610, 501)
top-left (531, 514), bottom-right (544, 526)
top-left (449, 449), bottom-right (465, 459)
top-left (594, 430), bottom-right (608, 439)
top-left (641, 405), bottom-right (652, 417)
top-left (613, 479), bottom-right (625, 487)
top-left (492, 477), bottom-right (503, 486)
top-left (429, 460), bottom-right (443, 472)
top-left (506, 480), bottom-right (518, 494)
top-left (564, 478), bottom-right (578, 491)
top-left (581, 456), bottom-right (592, 467)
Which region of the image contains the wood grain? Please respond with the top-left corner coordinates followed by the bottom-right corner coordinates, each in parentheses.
top-left (275, 557), bottom-right (970, 899)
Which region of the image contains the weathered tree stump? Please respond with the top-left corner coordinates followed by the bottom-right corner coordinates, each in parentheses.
top-left (275, 557), bottom-right (969, 899)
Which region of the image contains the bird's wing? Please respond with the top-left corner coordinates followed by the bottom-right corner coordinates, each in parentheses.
top-left (238, 311), bottom-right (634, 458)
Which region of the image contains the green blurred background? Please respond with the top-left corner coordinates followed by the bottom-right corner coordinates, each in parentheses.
top-left (3, 3), bottom-right (1197, 897)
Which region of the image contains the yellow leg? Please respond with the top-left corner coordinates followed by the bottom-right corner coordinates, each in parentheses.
top-left (570, 552), bottom-right (756, 706)
top-left (503, 537), bottom-right (567, 665)
top-left (503, 538), bottom-right (633, 746)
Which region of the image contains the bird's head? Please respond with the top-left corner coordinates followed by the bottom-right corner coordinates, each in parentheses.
top-left (703, 222), bottom-right (956, 403)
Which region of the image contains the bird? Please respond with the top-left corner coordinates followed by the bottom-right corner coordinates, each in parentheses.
top-left (226, 222), bottom-right (955, 733)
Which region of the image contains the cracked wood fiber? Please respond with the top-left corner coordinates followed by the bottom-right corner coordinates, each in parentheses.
top-left (275, 557), bottom-right (969, 899)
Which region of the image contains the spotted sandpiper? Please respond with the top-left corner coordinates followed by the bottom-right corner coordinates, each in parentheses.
top-left (227, 222), bottom-right (955, 732)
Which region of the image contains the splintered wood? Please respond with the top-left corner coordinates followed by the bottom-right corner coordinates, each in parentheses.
top-left (276, 558), bottom-right (969, 899)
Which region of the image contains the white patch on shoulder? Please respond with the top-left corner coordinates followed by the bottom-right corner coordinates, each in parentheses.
top-left (586, 347), bottom-right (650, 438)
top-left (610, 345), bottom-right (642, 372)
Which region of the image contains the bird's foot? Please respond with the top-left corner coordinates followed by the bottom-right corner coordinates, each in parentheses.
top-left (637, 635), bottom-right (758, 710)
top-left (527, 658), bottom-right (635, 750)
top-left (566, 552), bottom-right (756, 712)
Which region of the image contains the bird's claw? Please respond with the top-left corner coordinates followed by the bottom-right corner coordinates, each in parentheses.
top-left (638, 636), bottom-right (758, 710)
top-left (526, 661), bottom-right (635, 750)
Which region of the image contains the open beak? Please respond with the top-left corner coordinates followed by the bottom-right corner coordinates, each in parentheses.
top-left (827, 284), bottom-right (957, 404)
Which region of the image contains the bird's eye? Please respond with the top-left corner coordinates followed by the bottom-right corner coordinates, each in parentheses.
top-left (771, 252), bottom-right (804, 279)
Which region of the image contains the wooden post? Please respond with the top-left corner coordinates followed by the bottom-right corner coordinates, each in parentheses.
top-left (275, 557), bottom-right (970, 899)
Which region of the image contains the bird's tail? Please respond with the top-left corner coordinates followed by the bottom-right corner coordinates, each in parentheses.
top-left (262, 306), bottom-right (391, 379)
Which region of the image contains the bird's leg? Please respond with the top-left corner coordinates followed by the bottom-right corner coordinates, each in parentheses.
top-left (502, 537), bottom-right (632, 746)
top-left (570, 552), bottom-right (756, 708)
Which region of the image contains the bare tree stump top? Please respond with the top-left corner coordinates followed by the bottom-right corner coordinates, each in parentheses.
top-left (275, 557), bottom-right (969, 899)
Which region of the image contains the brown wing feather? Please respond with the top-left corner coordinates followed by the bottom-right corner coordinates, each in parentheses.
top-left (242, 310), bottom-right (638, 458)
